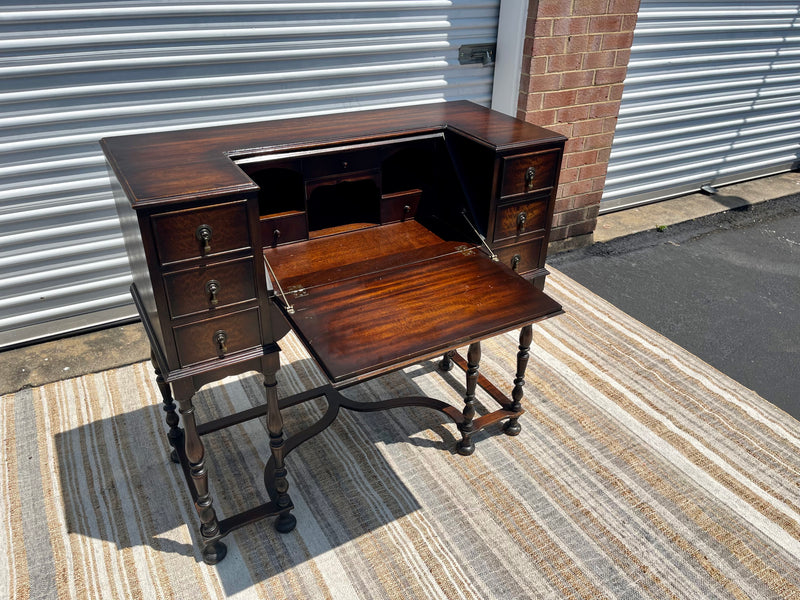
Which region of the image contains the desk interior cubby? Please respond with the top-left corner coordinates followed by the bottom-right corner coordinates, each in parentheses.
top-left (306, 171), bottom-right (381, 236)
top-left (235, 133), bottom-right (476, 250)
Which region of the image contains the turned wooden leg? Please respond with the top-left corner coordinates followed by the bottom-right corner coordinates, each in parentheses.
top-left (503, 324), bottom-right (532, 437)
top-left (173, 380), bottom-right (226, 564)
top-left (263, 353), bottom-right (296, 533)
top-left (438, 349), bottom-right (456, 372)
top-left (151, 351), bottom-right (182, 463)
top-left (457, 342), bottom-right (481, 456)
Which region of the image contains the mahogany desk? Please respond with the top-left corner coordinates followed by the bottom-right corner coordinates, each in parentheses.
top-left (101, 101), bottom-right (565, 564)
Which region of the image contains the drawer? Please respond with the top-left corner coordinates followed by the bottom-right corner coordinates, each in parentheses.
top-left (152, 200), bottom-right (251, 265)
top-left (500, 150), bottom-right (559, 199)
top-left (261, 211), bottom-right (308, 247)
top-left (380, 189), bottom-right (421, 223)
top-left (173, 308), bottom-right (261, 367)
top-left (495, 239), bottom-right (544, 275)
top-left (493, 195), bottom-right (549, 243)
top-left (163, 257), bottom-right (256, 318)
top-left (303, 149), bottom-right (379, 180)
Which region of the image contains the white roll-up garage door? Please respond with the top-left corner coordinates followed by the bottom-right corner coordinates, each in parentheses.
top-left (0, 1), bottom-right (502, 348)
top-left (602, 1), bottom-right (800, 211)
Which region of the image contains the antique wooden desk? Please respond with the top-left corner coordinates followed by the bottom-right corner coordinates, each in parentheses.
top-left (101, 101), bottom-right (565, 564)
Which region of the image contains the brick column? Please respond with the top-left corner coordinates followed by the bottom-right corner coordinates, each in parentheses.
top-left (518, 0), bottom-right (640, 251)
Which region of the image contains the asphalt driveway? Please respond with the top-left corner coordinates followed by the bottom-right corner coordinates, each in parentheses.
top-left (549, 194), bottom-right (800, 419)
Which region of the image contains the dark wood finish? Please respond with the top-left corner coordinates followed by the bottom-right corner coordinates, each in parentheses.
top-left (172, 307), bottom-right (261, 367)
top-left (171, 376), bottom-right (225, 563)
top-left (151, 200), bottom-right (251, 265)
top-left (449, 350), bottom-right (516, 414)
top-left (102, 100), bottom-right (566, 563)
top-left (151, 350), bottom-right (182, 464)
top-left (101, 101), bottom-right (563, 207)
top-left (262, 352), bottom-right (296, 533)
top-left (380, 189), bottom-right (422, 223)
top-left (303, 149), bottom-right (382, 180)
top-left (457, 342), bottom-right (481, 456)
top-left (503, 324), bottom-right (533, 437)
top-left (439, 350), bottom-right (456, 372)
top-left (265, 221), bottom-right (449, 290)
top-left (500, 149), bottom-right (560, 198)
top-left (163, 256), bottom-right (256, 318)
top-left (278, 232), bottom-right (561, 384)
top-left (260, 211), bottom-right (308, 247)
top-left (492, 194), bottom-right (549, 243)
top-left (495, 237), bottom-right (545, 275)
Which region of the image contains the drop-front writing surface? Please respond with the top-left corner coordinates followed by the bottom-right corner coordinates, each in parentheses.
top-left (101, 101), bottom-right (566, 565)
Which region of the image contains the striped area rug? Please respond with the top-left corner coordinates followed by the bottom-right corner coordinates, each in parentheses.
top-left (3, 269), bottom-right (800, 599)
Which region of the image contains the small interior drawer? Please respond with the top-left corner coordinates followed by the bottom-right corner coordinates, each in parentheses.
top-left (303, 148), bottom-right (378, 180)
top-left (173, 307), bottom-right (261, 367)
top-left (163, 257), bottom-right (256, 318)
top-left (152, 200), bottom-right (251, 265)
top-left (380, 189), bottom-right (421, 223)
top-left (493, 196), bottom-right (548, 243)
top-left (261, 211), bottom-right (308, 247)
top-left (500, 150), bottom-right (559, 199)
top-left (495, 238), bottom-right (544, 275)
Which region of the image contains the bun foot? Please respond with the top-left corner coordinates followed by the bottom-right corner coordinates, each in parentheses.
top-left (201, 541), bottom-right (227, 565)
top-left (275, 512), bottom-right (297, 534)
top-left (438, 351), bottom-right (456, 372)
top-left (456, 439), bottom-right (475, 456)
top-left (503, 420), bottom-right (522, 436)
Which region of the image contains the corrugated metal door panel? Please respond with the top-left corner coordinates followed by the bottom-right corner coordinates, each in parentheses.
top-left (0, 0), bottom-right (500, 348)
top-left (602, 1), bottom-right (800, 211)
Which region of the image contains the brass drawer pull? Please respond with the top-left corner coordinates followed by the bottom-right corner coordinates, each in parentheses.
top-left (525, 166), bottom-right (536, 191)
top-left (516, 211), bottom-right (527, 230)
top-left (213, 329), bottom-right (228, 355)
top-left (195, 224), bottom-right (213, 254)
top-left (511, 254), bottom-right (521, 271)
top-left (205, 279), bottom-right (221, 306)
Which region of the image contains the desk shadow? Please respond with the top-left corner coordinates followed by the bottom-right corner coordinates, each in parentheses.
top-left (54, 356), bottom-right (491, 596)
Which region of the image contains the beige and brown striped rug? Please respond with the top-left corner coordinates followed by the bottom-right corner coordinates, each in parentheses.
top-left (3, 269), bottom-right (800, 599)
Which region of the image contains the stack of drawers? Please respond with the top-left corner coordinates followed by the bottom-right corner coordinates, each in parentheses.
top-left (490, 148), bottom-right (560, 283)
top-left (149, 198), bottom-right (262, 369)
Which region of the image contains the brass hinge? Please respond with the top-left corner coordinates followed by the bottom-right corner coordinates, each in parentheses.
top-left (286, 285), bottom-right (308, 297)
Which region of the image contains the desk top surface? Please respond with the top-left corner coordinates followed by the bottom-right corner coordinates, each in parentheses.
top-left (100, 101), bottom-right (565, 208)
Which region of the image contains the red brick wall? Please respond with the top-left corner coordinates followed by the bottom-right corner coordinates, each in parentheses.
top-left (518, 0), bottom-right (641, 249)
